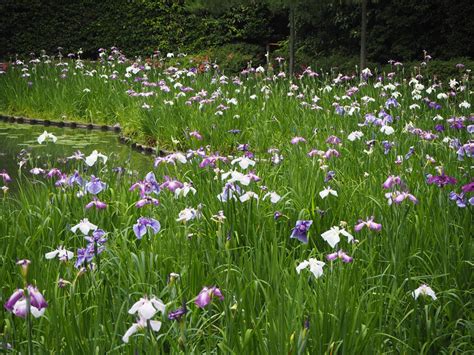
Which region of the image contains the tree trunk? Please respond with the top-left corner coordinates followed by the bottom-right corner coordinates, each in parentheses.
top-left (360, 0), bottom-right (367, 70)
top-left (289, 1), bottom-right (296, 77)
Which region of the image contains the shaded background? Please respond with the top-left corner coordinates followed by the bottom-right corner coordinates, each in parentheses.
top-left (1, 0), bottom-right (473, 70)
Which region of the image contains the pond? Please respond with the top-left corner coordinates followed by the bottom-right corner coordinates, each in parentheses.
top-left (0, 120), bottom-right (152, 186)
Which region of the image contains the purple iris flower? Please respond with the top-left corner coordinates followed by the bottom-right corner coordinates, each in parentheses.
top-left (449, 138), bottom-right (462, 150)
top-left (217, 182), bottom-right (242, 202)
top-left (130, 172), bottom-right (160, 197)
top-left (247, 170), bottom-right (261, 182)
top-left (30, 167), bottom-right (45, 175)
top-left (168, 303), bottom-right (187, 321)
top-left (199, 154), bottom-right (228, 168)
top-left (67, 171), bottom-right (83, 187)
top-left (461, 181), bottom-right (474, 193)
top-left (326, 135), bottom-right (341, 145)
top-left (135, 196), bottom-right (160, 208)
top-left (274, 211), bottom-right (282, 220)
top-left (428, 101), bottom-right (442, 110)
top-left (67, 150), bottom-right (85, 161)
top-left (335, 105), bottom-right (345, 116)
top-left (46, 168), bottom-right (62, 178)
top-left (382, 141), bottom-right (394, 154)
top-left (361, 68), bottom-right (372, 80)
top-left (379, 109), bottom-right (394, 125)
top-left (385, 97), bottom-right (399, 109)
top-left (195, 286), bottom-right (224, 308)
top-left (363, 113), bottom-right (377, 126)
top-left (449, 192), bottom-right (470, 208)
top-left (456, 142), bottom-right (474, 160)
top-left (4, 286), bottom-right (47, 318)
top-left (55, 173), bottom-right (69, 187)
top-left (324, 171), bottom-right (336, 183)
top-left (324, 149), bottom-right (340, 159)
top-left (420, 131), bottom-right (438, 141)
top-left (0, 170), bottom-right (12, 183)
top-left (346, 86), bottom-right (358, 97)
top-left (404, 146), bottom-right (415, 160)
top-left (186, 147), bottom-right (206, 160)
top-left (75, 247), bottom-right (94, 268)
top-left (160, 176), bottom-right (183, 193)
top-left (354, 217), bottom-right (382, 232)
top-left (85, 197), bottom-right (107, 209)
top-left (244, 151), bottom-right (254, 159)
top-left (382, 175), bottom-right (401, 189)
top-left (326, 250), bottom-right (353, 263)
top-left (291, 136), bottom-right (306, 145)
top-left (143, 171), bottom-right (161, 193)
top-left (447, 117), bottom-right (465, 130)
top-left (407, 126), bottom-right (420, 136)
top-left (133, 217), bottom-right (161, 239)
top-left (385, 191), bottom-right (418, 205)
top-left (189, 131), bottom-right (202, 140)
top-left (290, 220), bottom-right (313, 243)
top-left (84, 229), bottom-right (107, 250)
top-left (237, 143), bottom-right (249, 151)
top-left (449, 182), bottom-right (474, 207)
top-left (4, 289), bottom-right (24, 311)
top-left (434, 124), bottom-right (445, 132)
top-left (86, 176), bottom-right (107, 195)
top-left (308, 149), bottom-right (324, 158)
top-left (426, 172), bottom-right (457, 187)
top-left (27, 285), bottom-right (48, 310)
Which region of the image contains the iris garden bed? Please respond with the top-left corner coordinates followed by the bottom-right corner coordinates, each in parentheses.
top-left (0, 48), bottom-right (472, 353)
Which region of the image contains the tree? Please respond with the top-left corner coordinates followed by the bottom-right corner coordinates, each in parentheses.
top-left (359, 0), bottom-right (367, 69)
top-left (186, 0), bottom-right (309, 76)
top-left (288, 0), bottom-right (296, 76)
top-left (340, 0), bottom-right (376, 70)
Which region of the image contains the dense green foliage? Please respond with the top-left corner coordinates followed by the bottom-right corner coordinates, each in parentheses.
top-left (0, 0), bottom-right (276, 59)
top-left (1, 0), bottom-right (472, 67)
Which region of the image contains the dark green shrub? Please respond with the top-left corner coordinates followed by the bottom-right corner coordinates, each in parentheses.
top-left (193, 43), bottom-right (265, 73)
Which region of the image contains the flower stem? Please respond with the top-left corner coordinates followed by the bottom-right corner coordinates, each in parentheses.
top-left (26, 292), bottom-right (33, 355)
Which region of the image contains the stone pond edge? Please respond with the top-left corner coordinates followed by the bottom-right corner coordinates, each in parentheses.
top-left (0, 114), bottom-right (168, 156)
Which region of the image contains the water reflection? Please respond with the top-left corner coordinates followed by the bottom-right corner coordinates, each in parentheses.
top-left (0, 121), bottom-right (153, 186)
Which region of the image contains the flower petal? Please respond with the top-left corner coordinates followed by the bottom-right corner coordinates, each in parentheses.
top-left (122, 323), bottom-right (139, 343)
top-left (149, 320), bottom-right (162, 332)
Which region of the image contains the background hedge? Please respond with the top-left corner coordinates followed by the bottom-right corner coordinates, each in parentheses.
top-left (1, 0), bottom-right (472, 68)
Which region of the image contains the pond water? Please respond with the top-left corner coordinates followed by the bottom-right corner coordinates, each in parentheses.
top-left (0, 120), bottom-right (153, 185)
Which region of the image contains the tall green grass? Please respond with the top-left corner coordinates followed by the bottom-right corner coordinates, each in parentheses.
top-left (0, 54), bottom-right (472, 353)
